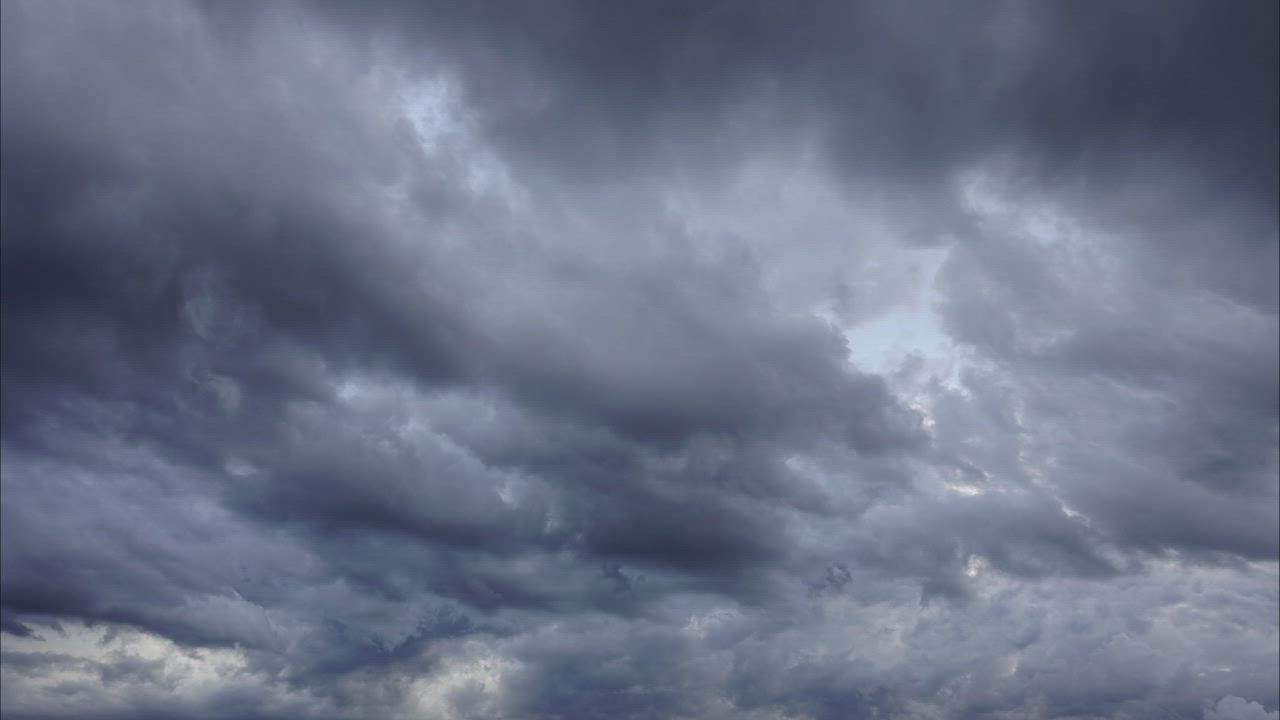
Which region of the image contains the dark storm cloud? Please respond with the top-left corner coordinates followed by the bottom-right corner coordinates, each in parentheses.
top-left (313, 0), bottom-right (1276, 236)
top-left (3, 1), bottom-right (1276, 719)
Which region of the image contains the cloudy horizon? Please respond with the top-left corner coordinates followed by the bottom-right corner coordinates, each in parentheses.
top-left (1, 2), bottom-right (1277, 719)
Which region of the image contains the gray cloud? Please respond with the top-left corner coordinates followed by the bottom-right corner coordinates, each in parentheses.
top-left (2, 1), bottom-right (1276, 718)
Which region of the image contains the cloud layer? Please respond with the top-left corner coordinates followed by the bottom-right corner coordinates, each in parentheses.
top-left (2, 2), bottom-right (1276, 718)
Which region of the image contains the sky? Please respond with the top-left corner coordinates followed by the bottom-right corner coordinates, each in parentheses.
top-left (0, 2), bottom-right (1277, 719)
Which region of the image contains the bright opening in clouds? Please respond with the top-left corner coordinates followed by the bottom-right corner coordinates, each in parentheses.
top-left (1, 2), bottom-right (1277, 719)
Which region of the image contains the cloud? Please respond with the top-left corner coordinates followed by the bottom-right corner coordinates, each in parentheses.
top-left (2, 1), bottom-right (1276, 718)
top-left (1207, 696), bottom-right (1280, 720)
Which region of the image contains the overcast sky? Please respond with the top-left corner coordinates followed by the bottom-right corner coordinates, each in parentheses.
top-left (1, 2), bottom-right (1277, 719)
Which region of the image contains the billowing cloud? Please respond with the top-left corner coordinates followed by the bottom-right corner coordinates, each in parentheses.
top-left (2, 1), bottom-right (1276, 718)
